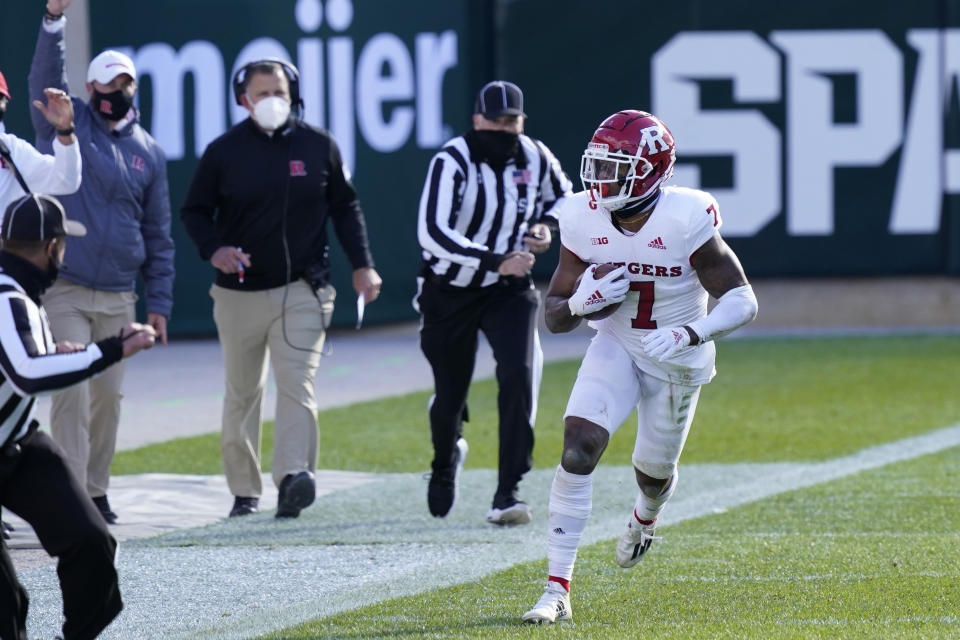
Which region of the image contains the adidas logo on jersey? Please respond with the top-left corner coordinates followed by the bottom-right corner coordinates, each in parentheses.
top-left (585, 290), bottom-right (605, 306)
top-left (647, 237), bottom-right (667, 250)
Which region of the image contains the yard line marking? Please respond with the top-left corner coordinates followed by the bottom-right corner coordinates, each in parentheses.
top-left (20, 422), bottom-right (960, 640)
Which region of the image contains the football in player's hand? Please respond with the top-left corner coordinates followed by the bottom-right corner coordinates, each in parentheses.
top-left (574, 263), bottom-right (625, 320)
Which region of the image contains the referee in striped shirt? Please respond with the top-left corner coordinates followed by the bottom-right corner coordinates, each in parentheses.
top-left (416, 80), bottom-right (573, 525)
top-left (0, 193), bottom-right (156, 640)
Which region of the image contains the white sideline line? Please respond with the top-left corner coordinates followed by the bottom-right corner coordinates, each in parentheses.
top-left (663, 422), bottom-right (960, 527)
top-left (20, 423), bottom-right (960, 640)
top-left (778, 615), bottom-right (960, 626)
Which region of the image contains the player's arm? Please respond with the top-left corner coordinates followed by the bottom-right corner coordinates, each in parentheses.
top-left (544, 247), bottom-right (590, 333)
top-left (642, 233), bottom-right (757, 360)
top-left (686, 234), bottom-right (757, 344)
top-left (690, 234), bottom-right (750, 316)
top-left (545, 246), bottom-right (632, 333)
top-left (546, 248), bottom-right (630, 333)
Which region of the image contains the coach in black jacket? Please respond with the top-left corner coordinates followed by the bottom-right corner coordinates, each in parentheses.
top-left (181, 60), bottom-right (381, 520)
top-left (416, 81), bottom-right (574, 525)
top-left (0, 194), bottom-right (156, 640)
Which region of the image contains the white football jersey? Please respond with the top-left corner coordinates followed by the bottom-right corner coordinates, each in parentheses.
top-left (557, 186), bottom-right (722, 385)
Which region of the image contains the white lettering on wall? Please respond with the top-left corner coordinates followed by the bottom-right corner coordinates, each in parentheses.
top-left (328, 36), bottom-right (355, 171)
top-left (890, 30), bottom-right (960, 233)
top-left (122, 0), bottom-right (458, 174)
top-left (297, 37), bottom-right (325, 130)
top-left (771, 30), bottom-right (903, 235)
top-left (415, 31), bottom-right (458, 147)
top-left (357, 33), bottom-right (415, 153)
top-left (653, 32), bottom-right (781, 237)
top-left (654, 28), bottom-right (957, 238)
top-left (128, 41), bottom-right (225, 161)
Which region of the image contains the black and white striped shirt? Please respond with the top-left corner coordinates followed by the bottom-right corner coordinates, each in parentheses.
top-left (0, 256), bottom-right (122, 450)
top-left (417, 133), bottom-right (573, 288)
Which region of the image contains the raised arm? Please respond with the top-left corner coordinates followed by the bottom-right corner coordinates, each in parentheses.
top-left (10, 89), bottom-right (81, 196)
top-left (28, 9), bottom-right (71, 144)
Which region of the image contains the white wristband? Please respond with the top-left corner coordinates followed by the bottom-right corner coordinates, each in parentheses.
top-left (42, 15), bottom-right (66, 33)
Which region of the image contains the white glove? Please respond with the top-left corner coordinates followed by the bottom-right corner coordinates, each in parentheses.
top-left (641, 326), bottom-right (692, 361)
top-left (567, 264), bottom-right (629, 316)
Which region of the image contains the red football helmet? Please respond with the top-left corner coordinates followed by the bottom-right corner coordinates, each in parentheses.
top-left (580, 110), bottom-right (676, 211)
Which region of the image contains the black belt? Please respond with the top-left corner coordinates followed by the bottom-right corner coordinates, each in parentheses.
top-left (423, 270), bottom-right (531, 291)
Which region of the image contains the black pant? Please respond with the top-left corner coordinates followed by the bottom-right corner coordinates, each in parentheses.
top-left (418, 276), bottom-right (540, 503)
top-left (0, 432), bottom-right (122, 640)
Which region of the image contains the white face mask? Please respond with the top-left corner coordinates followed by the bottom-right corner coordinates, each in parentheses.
top-left (251, 95), bottom-right (291, 131)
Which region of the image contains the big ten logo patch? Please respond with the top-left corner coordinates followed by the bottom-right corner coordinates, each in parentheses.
top-left (290, 160), bottom-right (307, 176)
top-left (131, 155), bottom-right (146, 172)
top-left (590, 236), bottom-right (609, 245)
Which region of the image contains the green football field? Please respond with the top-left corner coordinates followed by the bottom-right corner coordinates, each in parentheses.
top-left (113, 334), bottom-right (960, 639)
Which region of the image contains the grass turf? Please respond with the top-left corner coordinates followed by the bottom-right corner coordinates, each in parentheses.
top-left (111, 334), bottom-right (960, 476)
top-left (259, 446), bottom-right (960, 639)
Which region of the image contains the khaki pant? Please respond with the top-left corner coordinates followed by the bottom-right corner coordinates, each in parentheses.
top-left (211, 281), bottom-right (334, 498)
top-left (41, 281), bottom-right (136, 497)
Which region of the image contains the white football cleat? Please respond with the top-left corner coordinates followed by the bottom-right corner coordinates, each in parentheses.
top-left (521, 581), bottom-right (572, 624)
top-left (486, 500), bottom-right (532, 525)
top-left (615, 516), bottom-right (659, 568)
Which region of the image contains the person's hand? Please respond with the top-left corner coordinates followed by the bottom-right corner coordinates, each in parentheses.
top-left (641, 326), bottom-right (692, 361)
top-left (497, 251), bottom-right (535, 276)
top-left (46, 0), bottom-right (72, 15)
top-left (353, 267), bottom-right (382, 303)
top-left (119, 322), bottom-right (157, 358)
top-left (567, 264), bottom-right (628, 316)
top-left (56, 340), bottom-right (84, 353)
top-left (211, 246), bottom-right (250, 275)
top-left (146, 312), bottom-right (168, 346)
top-left (32, 88), bottom-right (74, 132)
top-left (522, 223), bottom-right (552, 254)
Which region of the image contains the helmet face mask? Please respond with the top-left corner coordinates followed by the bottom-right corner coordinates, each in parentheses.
top-left (580, 111), bottom-right (676, 211)
top-left (581, 143), bottom-right (654, 203)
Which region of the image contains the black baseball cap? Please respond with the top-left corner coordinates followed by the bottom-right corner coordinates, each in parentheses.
top-left (475, 80), bottom-right (525, 119)
top-left (2, 194), bottom-right (87, 242)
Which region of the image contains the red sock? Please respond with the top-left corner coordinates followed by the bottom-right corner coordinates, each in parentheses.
top-left (548, 576), bottom-right (570, 592)
top-left (634, 509), bottom-right (656, 526)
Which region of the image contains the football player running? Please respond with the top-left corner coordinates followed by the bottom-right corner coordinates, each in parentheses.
top-left (522, 110), bottom-right (758, 624)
